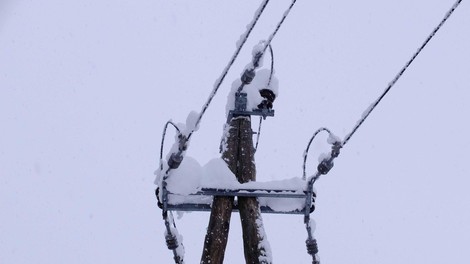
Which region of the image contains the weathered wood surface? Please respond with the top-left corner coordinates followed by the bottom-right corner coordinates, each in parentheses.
top-left (235, 117), bottom-right (270, 264)
top-left (201, 116), bottom-right (270, 264)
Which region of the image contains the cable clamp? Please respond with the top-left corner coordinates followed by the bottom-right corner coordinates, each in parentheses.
top-left (165, 234), bottom-right (178, 250)
top-left (167, 135), bottom-right (188, 169)
top-left (306, 238), bottom-right (319, 255)
top-left (317, 141), bottom-right (342, 175)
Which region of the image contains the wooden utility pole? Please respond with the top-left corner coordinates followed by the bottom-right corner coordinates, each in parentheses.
top-left (201, 116), bottom-right (271, 264)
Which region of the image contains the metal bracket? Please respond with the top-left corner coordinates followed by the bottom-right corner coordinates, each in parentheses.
top-left (227, 92), bottom-right (275, 123)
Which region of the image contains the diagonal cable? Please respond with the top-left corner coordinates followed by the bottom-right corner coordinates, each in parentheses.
top-left (188, 0), bottom-right (271, 140)
top-left (342, 0), bottom-right (463, 146)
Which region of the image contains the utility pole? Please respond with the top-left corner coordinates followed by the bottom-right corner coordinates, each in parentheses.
top-left (201, 115), bottom-right (271, 264)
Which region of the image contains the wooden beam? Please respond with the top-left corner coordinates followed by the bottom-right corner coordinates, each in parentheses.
top-left (201, 116), bottom-right (271, 263)
top-left (235, 116), bottom-right (271, 264)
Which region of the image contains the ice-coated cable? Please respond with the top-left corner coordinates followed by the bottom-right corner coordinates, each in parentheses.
top-left (304, 0), bottom-right (463, 184)
top-left (236, 0), bottom-right (298, 94)
top-left (342, 0), bottom-right (463, 147)
top-left (188, 0), bottom-right (271, 141)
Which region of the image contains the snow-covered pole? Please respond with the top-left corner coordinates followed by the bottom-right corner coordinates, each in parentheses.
top-left (201, 51), bottom-right (273, 262)
top-left (200, 123), bottom-right (235, 263)
top-left (201, 115), bottom-right (272, 263)
top-left (232, 116), bottom-right (272, 264)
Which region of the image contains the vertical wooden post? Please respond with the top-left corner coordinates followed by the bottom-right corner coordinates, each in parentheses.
top-left (201, 116), bottom-right (271, 264)
top-left (200, 119), bottom-right (238, 264)
top-left (235, 116), bottom-right (271, 264)
top-left (200, 196), bottom-right (234, 263)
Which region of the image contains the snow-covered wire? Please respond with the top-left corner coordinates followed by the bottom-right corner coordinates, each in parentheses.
top-left (342, 0), bottom-right (463, 147)
top-left (258, 0), bottom-right (298, 63)
top-left (236, 0), bottom-right (298, 94)
top-left (304, 0), bottom-right (463, 188)
top-left (188, 0), bottom-right (271, 141)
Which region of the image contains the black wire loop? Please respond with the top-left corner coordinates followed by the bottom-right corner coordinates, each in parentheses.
top-left (302, 127), bottom-right (334, 180)
top-left (159, 121), bottom-right (182, 170)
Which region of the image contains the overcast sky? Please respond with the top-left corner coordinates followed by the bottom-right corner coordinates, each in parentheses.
top-left (1, 1), bottom-right (469, 263)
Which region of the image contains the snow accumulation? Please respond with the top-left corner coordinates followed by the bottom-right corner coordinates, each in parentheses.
top-left (317, 152), bottom-right (330, 163)
top-left (159, 157), bottom-right (306, 192)
top-left (157, 156), bottom-right (309, 213)
top-left (181, 110), bottom-right (200, 137)
top-left (327, 131), bottom-right (341, 145)
top-left (165, 213), bottom-right (185, 260)
top-left (155, 111), bottom-right (201, 184)
top-left (166, 156), bottom-right (202, 195)
top-left (225, 42), bottom-right (279, 117)
top-left (251, 41), bottom-right (266, 67)
top-left (225, 68), bottom-right (279, 117)
top-left (200, 158), bottom-right (239, 189)
top-left (236, 3), bottom-right (268, 48)
top-left (256, 216), bottom-right (273, 264)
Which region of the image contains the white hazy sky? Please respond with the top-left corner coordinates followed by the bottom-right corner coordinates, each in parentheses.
top-left (1, 1), bottom-right (469, 263)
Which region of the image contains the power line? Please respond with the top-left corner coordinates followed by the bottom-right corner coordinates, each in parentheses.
top-left (188, 0), bottom-right (271, 141)
top-left (342, 0), bottom-right (463, 147)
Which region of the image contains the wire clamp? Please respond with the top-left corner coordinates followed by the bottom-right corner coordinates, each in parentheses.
top-left (317, 141), bottom-right (342, 175)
